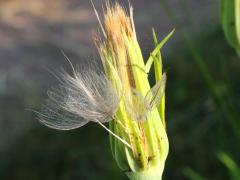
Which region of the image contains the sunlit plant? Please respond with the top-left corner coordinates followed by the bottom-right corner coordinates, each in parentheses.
top-left (37, 2), bottom-right (173, 179)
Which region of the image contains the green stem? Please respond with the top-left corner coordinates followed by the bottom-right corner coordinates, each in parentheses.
top-left (126, 163), bottom-right (164, 180)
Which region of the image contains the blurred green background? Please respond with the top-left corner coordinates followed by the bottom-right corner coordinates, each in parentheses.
top-left (0, 0), bottom-right (239, 179)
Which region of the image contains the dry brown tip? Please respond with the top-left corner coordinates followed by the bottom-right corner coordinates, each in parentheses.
top-left (104, 3), bottom-right (133, 43)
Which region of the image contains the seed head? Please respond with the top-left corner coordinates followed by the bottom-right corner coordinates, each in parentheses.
top-left (38, 68), bottom-right (119, 130)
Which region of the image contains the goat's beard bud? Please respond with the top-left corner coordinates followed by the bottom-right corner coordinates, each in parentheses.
top-left (36, 1), bottom-right (173, 179)
top-left (95, 2), bottom-right (171, 179)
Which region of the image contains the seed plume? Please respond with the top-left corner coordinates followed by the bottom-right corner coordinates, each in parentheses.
top-left (38, 68), bottom-right (119, 130)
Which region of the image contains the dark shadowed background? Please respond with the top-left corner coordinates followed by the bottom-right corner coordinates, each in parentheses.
top-left (0, 0), bottom-right (240, 179)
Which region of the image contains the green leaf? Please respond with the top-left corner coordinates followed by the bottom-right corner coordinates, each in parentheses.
top-left (217, 152), bottom-right (240, 180)
top-left (152, 28), bottom-right (163, 82)
top-left (145, 29), bottom-right (175, 73)
top-left (183, 167), bottom-right (206, 180)
top-left (152, 28), bottom-right (161, 63)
